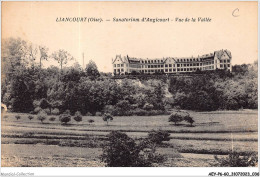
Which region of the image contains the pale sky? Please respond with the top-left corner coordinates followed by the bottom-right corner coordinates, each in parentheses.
top-left (2, 2), bottom-right (258, 72)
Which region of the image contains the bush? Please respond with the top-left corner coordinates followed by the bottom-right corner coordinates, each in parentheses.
top-left (37, 110), bottom-right (47, 123)
top-left (52, 108), bottom-right (60, 115)
top-left (73, 111), bottom-right (82, 123)
top-left (86, 112), bottom-right (92, 116)
top-left (34, 107), bottom-right (42, 114)
top-left (15, 115), bottom-right (21, 120)
top-left (44, 108), bottom-right (51, 115)
top-left (59, 114), bottom-right (71, 124)
top-left (101, 131), bottom-right (166, 167)
top-left (214, 151), bottom-right (258, 167)
top-left (28, 115), bottom-right (34, 121)
top-left (95, 112), bottom-right (102, 116)
top-left (103, 113), bottom-right (113, 125)
top-left (49, 117), bottom-right (56, 122)
top-left (88, 119), bottom-right (95, 124)
top-left (148, 130), bottom-right (171, 145)
top-left (63, 109), bottom-right (71, 115)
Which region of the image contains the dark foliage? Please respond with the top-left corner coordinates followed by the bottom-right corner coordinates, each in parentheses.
top-left (101, 131), bottom-right (166, 167)
top-left (73, 111), bottom-right (82, 123)
top-left (147, 130), bottom-right (171, 145)
top-left (214, 151), bottom-right (258, 167)
top-left (59, 114), bottom-right (71, 124)
top-left (28, 115), bottom-right (34, 121)
top-left (15, 115), bottom-right (21, 120)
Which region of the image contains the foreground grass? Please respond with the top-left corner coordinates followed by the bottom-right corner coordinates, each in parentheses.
top-left (1, 110), bottom-right (258, 167)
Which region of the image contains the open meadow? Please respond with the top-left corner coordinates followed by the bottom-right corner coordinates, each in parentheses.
top-left (1, 109), bottom-right (258, 167)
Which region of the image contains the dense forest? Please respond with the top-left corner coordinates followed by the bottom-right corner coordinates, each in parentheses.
top-left (1, 38), bottom-right (258, 116)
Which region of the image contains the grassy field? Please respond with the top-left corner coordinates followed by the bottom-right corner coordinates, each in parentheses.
top-left (1, 110), bottom-right (258, 167)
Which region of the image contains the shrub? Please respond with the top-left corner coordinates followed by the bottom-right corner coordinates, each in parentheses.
top-left (148, 130), bottom-right (171, 145)
top-left (101, 131), bottom-right (166, 167)
top-left (95, 112), bottom-right (102, 116)
top-left (86, 112), bottom-right (92, 116)
top-left (103, 113), bottom-right (113, 125)
top-left (63, 109), bottom-right (71, 115)
top-left (28, 115), bottom-right (34, 121)
top-left (49, 117), bottom-right (56, 122)
top-left (88, 119), bottom-right (95, 124)
top-left (44, 108), bottom-right (51, 115)
top-left (184, 115), bottom-right (195, 126)
top-left (37, 110), bottom-right (47, 123)
top-left (52, 108), bottom-right (60, 115)
top-left (34, 107), bottom-right (42, 114)
top-left (73, 111), bottom-right (82, 123)
top-left (59, 114), bottom-right (71, 124)
top-left (214, 151), bottom-right (258, 167)
top-left (15, 115), bottom-right (21, 120)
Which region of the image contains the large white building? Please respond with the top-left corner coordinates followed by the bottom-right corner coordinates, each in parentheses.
top-left (112, 49), bottom-right (232, 75)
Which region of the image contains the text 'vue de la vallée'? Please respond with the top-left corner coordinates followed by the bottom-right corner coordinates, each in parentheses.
top-left (55, 17), bottom-right (212, 23)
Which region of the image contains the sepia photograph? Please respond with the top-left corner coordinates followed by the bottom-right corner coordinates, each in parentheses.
top-left (0, 1), bottom-right (259, 176)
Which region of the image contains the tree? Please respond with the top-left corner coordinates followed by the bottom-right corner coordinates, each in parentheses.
top-left (37, 110), bottom-right (47, 123)
top-left (85, 60), bottom-right (100, 79)
top-left (168, 110), bottom-right (188, 125)
top-left (103, 113), bottom-right (113, 125)
top-left (39, 46), bottom-right (48, 68)
top-left (73, 111), bottom-right (82, 123)
top-left (51, 49), bottom-right (74, 71)
top-left (184, 115), bottom-right (195, 126)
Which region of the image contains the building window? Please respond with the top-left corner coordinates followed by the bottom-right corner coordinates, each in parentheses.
top-left (184, 64), bottom-right (186, 67)
top-left (220, 64), bottom-right (223, 68)
top-left (177, 64), bottom-right (180, 67)
top-left (228, 64), bottom-right (230, 67)
top-left (173, 69), bottom-right (176, 71)
top-left (227, 59), bottom-right (230, 63)
top-left (121, 64), bottom-right (123, 67)
top-left (114, 69), bottom-right (116, 73)
top-left (169, 64), bottom-right (172, 67)
top-left (169, 69), bottom-right (172, 72)
top-left (117, 69), bottom-right (120, 72)
top-left (121, 69), bottom-right (124, 72)
top-left (114, 64), bottom-right (116, 67)
top-left (173, 64), bottom-right (175, 67)
top-left (165, 69), bottom-right (168, 72)
top-left (117, 64), bottom-right (120, 67)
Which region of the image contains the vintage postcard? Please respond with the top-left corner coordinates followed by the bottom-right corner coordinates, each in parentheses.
top-left (1, 1), bottom-right (259, 176)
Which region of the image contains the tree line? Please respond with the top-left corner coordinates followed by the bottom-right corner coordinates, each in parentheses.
top-left (1, 38), bottom-right (258, 115)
